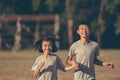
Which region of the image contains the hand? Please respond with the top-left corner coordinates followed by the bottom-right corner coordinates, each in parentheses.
top-left (103, 62), bottom-right (114, 69)
top-left (71, 60), bottom-right (79, 70)
top-left (38, 62), bottom-right (45, 69)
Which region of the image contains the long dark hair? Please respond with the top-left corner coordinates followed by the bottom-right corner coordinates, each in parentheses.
top-left (34, 36), bottom-right (57, 53)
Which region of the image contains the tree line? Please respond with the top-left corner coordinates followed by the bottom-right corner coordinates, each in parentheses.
top-left (0, 0), bottom-right (120, 50)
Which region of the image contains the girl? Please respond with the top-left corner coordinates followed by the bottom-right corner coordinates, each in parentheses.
top-left (31, 36), bottom-right (77, 80)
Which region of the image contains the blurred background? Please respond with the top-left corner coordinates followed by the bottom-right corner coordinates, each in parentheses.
top-left (0, 0), bottom-right (120, 50)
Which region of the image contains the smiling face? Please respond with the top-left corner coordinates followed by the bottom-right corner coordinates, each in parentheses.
top-left (42, 41), bottom-right (52, 54)
top-left (77, 24), bottom-right (91, 39)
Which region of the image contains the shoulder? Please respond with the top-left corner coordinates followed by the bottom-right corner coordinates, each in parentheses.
top-left (35, 55), bottom-right (43, 61)
top-left (50, 54), bottom-right (59, 58)
top-left (70, 40), bottom-right (80, 48)
top-left (90, 40), bottom-right (98, 44)
top-left (90, 40), bottom-right (99, 48)
top-left (51, 53), bottom-right (57, 56)
top-left (36, 55), bottom-right (42, 59)
top-left (50, 54), bottom-right (61, 60)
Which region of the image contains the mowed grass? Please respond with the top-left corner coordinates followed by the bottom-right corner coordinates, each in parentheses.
top-left (0, 49), bottom-right (120, 80)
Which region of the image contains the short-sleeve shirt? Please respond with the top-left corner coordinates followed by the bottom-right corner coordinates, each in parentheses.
top-left (31, 54), bottom-right (65, 80)
top-left (68, 40), bottom-right (99, 80)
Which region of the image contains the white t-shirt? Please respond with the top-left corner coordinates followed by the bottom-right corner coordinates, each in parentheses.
top-left (68, 40), bottom-right (99, 80)
top-left (31, 54), bottom-right (65, 80)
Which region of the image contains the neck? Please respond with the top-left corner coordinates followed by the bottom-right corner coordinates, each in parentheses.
top-left (80, 38), bottom-right (90, 45)
top-left (43, 53), bottom-right (50, 59)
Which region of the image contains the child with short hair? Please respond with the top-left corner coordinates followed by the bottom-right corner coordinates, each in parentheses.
top-left (67, 21), bottom-right (114, 80)
top-left (31, 36), bottom-right (77, 80)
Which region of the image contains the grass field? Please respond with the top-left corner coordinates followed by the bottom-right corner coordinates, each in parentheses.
top-left (0, 49), bottom-right (120, 80)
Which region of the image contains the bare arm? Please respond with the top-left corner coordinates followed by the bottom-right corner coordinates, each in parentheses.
top-left (66, 56), bottom-right (73, 65)
top-left (33, 62), bottom-right (45, 77)
top-left (64, 60), bottom-right (79, 71)
top-left (65, 56), bottom-right (79, 71)
top-left (64, 65), bottom-right (74, 71)
top-left (33, 66), bottom-right (41, 77)
top-left (94, 57), bottom-right (114, 69)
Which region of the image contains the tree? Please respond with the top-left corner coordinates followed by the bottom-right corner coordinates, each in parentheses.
top-left (92, 0), bottom-right (120, 47)
top-left (32, 0), bottom-right (61, 13)
top-left (96, 0), bottom-right (105, 47)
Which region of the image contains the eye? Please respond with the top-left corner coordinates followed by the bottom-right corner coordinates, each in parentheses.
top-left (81, 27), bottom-right (84, 30)
top-left (42, 44), bottom-right (47, 48)
top-left (44, 45), bottom-right (47, 47)
top-left (79, 27), bottom-right (83, 30)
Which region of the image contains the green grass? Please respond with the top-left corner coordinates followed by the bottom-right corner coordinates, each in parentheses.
top-left (0, 49), bottom-right (120, 80)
